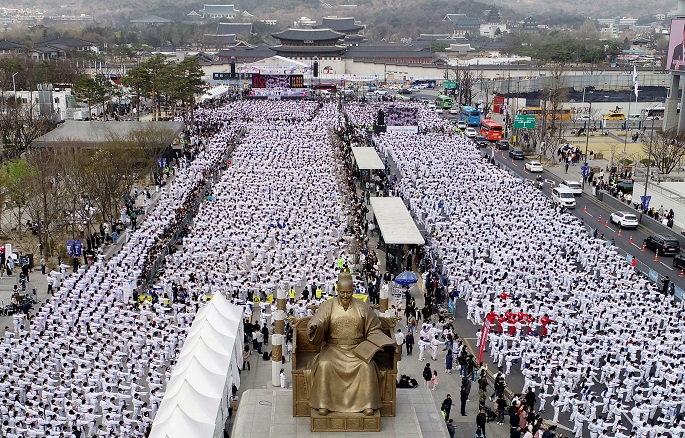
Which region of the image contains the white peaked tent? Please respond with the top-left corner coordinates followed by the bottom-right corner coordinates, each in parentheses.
top-left (150, 293), bottom-right (244, 438)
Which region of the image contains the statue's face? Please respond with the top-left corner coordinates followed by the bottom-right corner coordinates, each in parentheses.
top-left (338, 282), bottom-right (353, 309)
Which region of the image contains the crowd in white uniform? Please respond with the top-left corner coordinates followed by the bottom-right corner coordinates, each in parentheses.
top-left (344, 102), bottom-right (448, 131)
top-left (0, 104), bottom-right (248, 437)
top-left (156, 101), bottom-right (348, 307)
top-left (5, 97), bottom-right (685, 438)
top-left (362, 106), bottom-right (685, 438)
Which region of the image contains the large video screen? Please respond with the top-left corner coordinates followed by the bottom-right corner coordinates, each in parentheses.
top-left (668, 18), bottom-right (685, 71)
top-left (384, 106), bottom-right (418, 126)
top-left (251, 74), bottom-right (305, 88)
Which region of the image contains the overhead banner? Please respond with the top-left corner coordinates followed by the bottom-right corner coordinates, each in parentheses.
top-left (386, 126), bottom-right (419, 133)
top-left (667, 18), bottom-right (685, 71)
top-left (341, 75), bottom-right (379, 82)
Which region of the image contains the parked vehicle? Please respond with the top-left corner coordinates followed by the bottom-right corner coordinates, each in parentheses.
top-left (603, 111), bottom-right (626, 121)
top-left (473, 136), bottom-right (489, 148)
top-left (643, 234), bottom-right (680, 256)
top-left (495, 140), bottom-right (510, 150)
top-left (560, 180), bottom-right (582, 196)
top-left (524, 161), bottom-right (543, 173)
top-left (609, 211), bottom-right (639, 229)
top-left (508, 149), bottom-right (525, 160)
top-left (551, 187), bottom-right (576, 208)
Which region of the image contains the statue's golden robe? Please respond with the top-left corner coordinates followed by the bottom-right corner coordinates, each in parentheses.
top-left (305, 297), bottom-right (395, 413)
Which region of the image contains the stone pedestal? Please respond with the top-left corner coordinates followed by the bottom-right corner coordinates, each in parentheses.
top-left (310, 409), bottom-right (380, 432)
top-left (232, 388), bottom-right (445, 437)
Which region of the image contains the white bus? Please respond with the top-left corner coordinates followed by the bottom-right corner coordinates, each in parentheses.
top-left (640, 107), bottom-right (665, 120)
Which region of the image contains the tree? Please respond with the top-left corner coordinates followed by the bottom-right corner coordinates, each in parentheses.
top-left (121, 65), bottom-right (151, 121)
top-left (642, 128), bottom-right (685, 178)
top-left (0, 159), bottom-right (35, 238)
top-left (430, 43), bottom-right (449, 52)
top-left (0, 102), bottom-right (56, 160)
top-left (73, 75), bottom-right (111, 119)
top-left (175, 57), bottom-right (206, 126)
top-left (539, 62), bottom-right (568, 162)
top-left (23, 148), bottom-right (68, 255)
top-left (578, 20), bottom-right (600, 40)
top-left (140, 55), bottom-right (169, 121)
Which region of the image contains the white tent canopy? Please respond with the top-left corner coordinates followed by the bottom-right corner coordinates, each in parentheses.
top-left (150, 293), bottom-right (244, 438)
top-left (351, 147), bottom-right (385, 170)
top-left (370, 197), bottom-right (425, 245)
top-left (200, 85), bottom-right (230, 102)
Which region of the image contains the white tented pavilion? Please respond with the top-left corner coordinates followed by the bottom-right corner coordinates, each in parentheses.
top-left (150, 293), bottom-right (244, 438)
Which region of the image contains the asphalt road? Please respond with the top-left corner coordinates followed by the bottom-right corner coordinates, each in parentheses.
top-left (483, 146), bottom-right (685, 291)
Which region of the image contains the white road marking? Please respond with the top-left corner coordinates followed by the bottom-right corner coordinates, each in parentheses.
top-left (660, 262), bottom-right (674, 271)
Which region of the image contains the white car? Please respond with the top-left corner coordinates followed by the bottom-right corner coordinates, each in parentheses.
top-left (465, 127), bottom-right (477, 138)
top-left (610, 211), bottom-right (639, 229)
top-left (456, 121), bottom-right (467, 130)
top-left (449, 108), bottom-right (459, 115)
top-left (552, 187), bottom-right (576, 208)
top-left (560, 180), bottom-right (583, 195)
top-left (524, 161), bottom-right (543, 173)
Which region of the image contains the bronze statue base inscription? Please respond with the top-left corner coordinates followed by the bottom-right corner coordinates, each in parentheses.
top-left (310, 408), bottom-right (381, 432)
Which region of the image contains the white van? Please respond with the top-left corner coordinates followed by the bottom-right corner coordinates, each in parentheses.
top-left (552, 187), bottom-right (577, 208)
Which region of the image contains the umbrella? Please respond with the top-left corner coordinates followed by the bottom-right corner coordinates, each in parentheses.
top-left (394, 271), bottom-right (419, 286)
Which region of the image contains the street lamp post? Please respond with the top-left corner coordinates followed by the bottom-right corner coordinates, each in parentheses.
top-left (583, 99), bottom-right (592, 191)
top-left (642, 117), bottom-right (657, 212)
top-left (11, 72), bottom-right (18, 102)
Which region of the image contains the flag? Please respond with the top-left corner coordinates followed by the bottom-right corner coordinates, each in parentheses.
top-left (633, 65), bottom-right (639, 99)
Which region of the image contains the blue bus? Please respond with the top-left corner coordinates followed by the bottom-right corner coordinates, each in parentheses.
top-left (460, 105), bottom-right (481, 126)
top-left (411, 79), bottom-right (437, 88)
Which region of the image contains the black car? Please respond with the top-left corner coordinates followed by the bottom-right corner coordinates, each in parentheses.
top-left (644, 234), bottom-right (680, 256)
top-left (508, 149), bottom-right (525, 160)
top-left (674, 252), bottom-right (685, 269)
top-left (495, 140), bottom-right (510, 150)
top-left (397, 88), bottom-right (412, 95)
top-left (473, 136), bottom-right (489, 148)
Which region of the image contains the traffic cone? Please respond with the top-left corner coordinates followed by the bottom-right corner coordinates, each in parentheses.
top-left (583, 206), bottom-right (587, 213)
top-left (605, 220), bottom-right (609, 227)
top-left (598, 215), bottom-right (602, 222)
top-left (654, 253), bottom-right (659, 262)
top-left (629, 235), bottom-right (633, 244)
top-left (680, 269), bottom-right (684, 278)
top-left (641, 243), bottom-right (645, 252)
top-left (618, 229), bottom-right (622, 237)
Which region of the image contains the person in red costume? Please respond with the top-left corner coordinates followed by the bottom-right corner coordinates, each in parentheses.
top-left (540, 314), bottom-right (554, 337)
